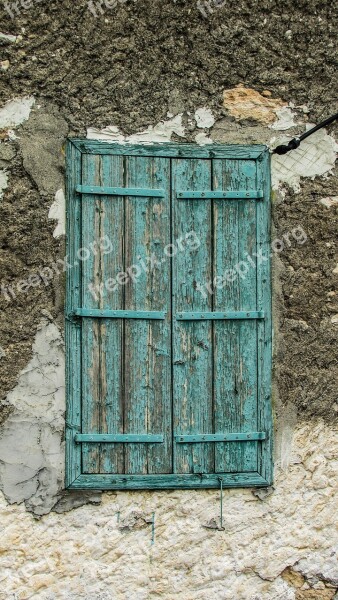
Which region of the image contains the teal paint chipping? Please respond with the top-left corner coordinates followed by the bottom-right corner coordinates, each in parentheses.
top-left (66, 141), bottom-right (272, 490)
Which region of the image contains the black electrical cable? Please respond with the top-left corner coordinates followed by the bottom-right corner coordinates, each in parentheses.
top-left (272, 111), bottom-right (338, 155)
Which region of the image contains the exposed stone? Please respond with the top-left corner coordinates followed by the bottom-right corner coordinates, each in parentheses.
top-left (223, 85), bottom-right (286, 124)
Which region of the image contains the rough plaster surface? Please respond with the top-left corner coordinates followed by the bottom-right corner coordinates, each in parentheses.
top-left (0, 96), bottom-right (34, 132)
top-left (271, 128), bottom-right (338, 192)
top-left (0, 420), bottom-right (337, 599)
top-left (48, 189), bottom-right (65, 238)
top-left (0, 319), bottom-right (65, 515)
top-left (0, 169), bottom-right (8, 197)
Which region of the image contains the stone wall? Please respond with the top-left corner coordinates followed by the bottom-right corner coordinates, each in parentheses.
top-left (0, 1), bottom-right (337, 598)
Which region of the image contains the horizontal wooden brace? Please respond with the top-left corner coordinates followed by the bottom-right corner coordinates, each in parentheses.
top-left (176, 311), bottom-right (264, 320)
top-left (68, 472), bottom-right (271, 490)
top-left (70, 139), bottom-right (268, 160)
top-left (73, 309), bottom-right (166, 320)
top-left (177, 190), bottom-right (264, 199)
top-left (175, 432), bottom-right (266, 443)
top-left (75, 184), bottom-right (165, 197)
top-left (75, 434), bottom-right (164, 443)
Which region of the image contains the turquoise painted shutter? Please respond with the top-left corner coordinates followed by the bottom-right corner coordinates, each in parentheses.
top-left (66, 142), bottom-right (272, 490)
top-left (79, 154), bottom-right (172, 476)
top-left (172, 157), bottom-right (263, 474)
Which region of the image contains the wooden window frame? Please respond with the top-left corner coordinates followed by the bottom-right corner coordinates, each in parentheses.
top-left (65, 140), bottom-right (273, 490)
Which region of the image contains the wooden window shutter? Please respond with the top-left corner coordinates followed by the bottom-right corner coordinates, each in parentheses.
top-left (66, 141), bottom-right (272, 490)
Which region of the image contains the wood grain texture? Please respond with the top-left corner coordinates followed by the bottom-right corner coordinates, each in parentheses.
top-left (69, 472), bottom-right (269, 490)
top-left (124, 156), bottom-right (172, 475)
top-left (72, 140), bottom-right (266, 159)
top-left (99, 154), bottom-right (125, 474)
top-left (212, 158), bottom-right (258, 473)
top-left (66, 144), bottom-right (272, 489)
top-left (65, 141), bottom-right (82, 487)
top-left (257, 152), bottom-right (273, 484)
top-left (81, 153), bottom-right (102, 473)
top-left (172, 158), bottom-right (214, 474)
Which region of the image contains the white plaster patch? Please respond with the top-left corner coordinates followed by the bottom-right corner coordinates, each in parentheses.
top-left (195, 131), bottom-right (213, 145)
top-left (0, 419), bottom-right (337, 598)
top-left (271, 128), bottom-right (338, 192)
top-left (87, 114), bottom-right (185, 143)
top-left (194, 107), bottom-right (215, 129)
top-left (0, 319), bottom-right (65, 515)
top-left (331, 314), bottom-right (338, 325)
top-left (270, 106), bottom-right (297, 131)
top-left (48, 189), bottom-right (65, 238)
top-left (0, 96), bottom-right (35, 131)
top-left (320, 196), bottom-right (338, 208)
top-left (0, 169), bottom-right (8, 198)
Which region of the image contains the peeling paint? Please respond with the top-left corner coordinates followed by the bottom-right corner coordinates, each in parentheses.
top-left (194, 107), bottom-right (215, 129)
top-left (320, 196), bottom-right (338, 208)
top-left (270, 106), bottom-right (297, 131)
top-left (0, 96), bottom-right (35, 132)
top-left (49, 189), bottom-right (65, 238)
top-left (0, 169), bottom-right (8, 198)
top-left (195, 131), bottom-right (213, 145)
top-left (87, 113), bottom-right (186, 143)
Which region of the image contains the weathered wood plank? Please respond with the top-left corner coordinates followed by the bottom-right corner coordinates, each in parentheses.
top-left (65, 141), bottom-right (82, 487)
top-left (70, 472), bottom-right (269, 490)
top-left (212, 159), bottom-right (258, 473)
top-left (257, 151), bottom-right (273, 484)
top-left (72, 140), bottom-right (266, 159)
top-left (172, 158), bottom-right (214, 474)
top-left (236, 159), bottom-right (259, 472)
top-left (81, 153), bottom-right (102, 473)
top-left (99, 154), bottom-right (125, 474)
top-left (124, 156), bottom-right (172, 474)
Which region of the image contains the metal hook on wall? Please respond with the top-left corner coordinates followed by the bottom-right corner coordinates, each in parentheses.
top-left (218, 477), bottom-right (225, 531)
